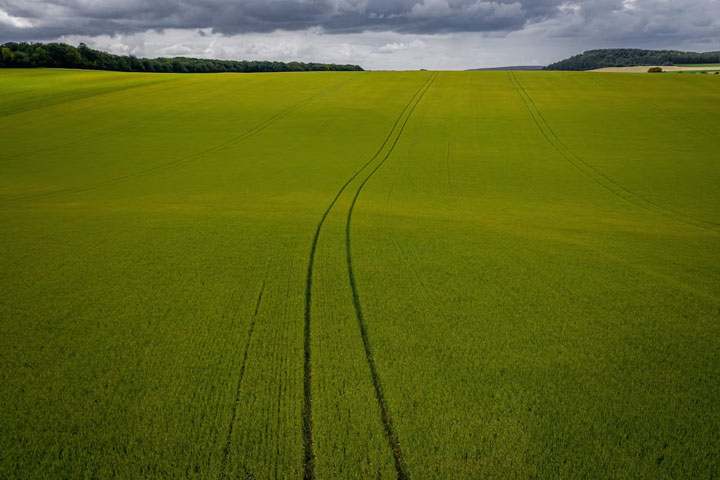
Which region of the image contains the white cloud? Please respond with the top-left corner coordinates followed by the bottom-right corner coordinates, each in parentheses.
top-left (622, 0), bottom-right (638, 11)
top-left (410, 0), bottom-right (453, 17)
top-left (56, 28), bottom-right (563, 70)
top-left (376, 38), bottom-right (426, 53)
top-left (156, 43), bottom-right (194, 56)
top-left (0, 7), bottom-right (33, 28)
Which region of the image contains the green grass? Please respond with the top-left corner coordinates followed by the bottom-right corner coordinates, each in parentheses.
top-left (1, 68), bottom-right (719, 479)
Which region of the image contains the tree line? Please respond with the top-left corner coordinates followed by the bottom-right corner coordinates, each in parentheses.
top-left (0, 42), bottom-right (363, 73)
top-left (545, 49), bottom-right (720, 71)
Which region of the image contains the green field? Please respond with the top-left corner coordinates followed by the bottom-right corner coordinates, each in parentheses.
top-left (1, 68), bottom-right (719, 479)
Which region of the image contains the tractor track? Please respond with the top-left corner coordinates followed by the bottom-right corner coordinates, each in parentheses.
top-left (301, 72), bottom-right (435, 480)
top-left (344, 72), bottom-right (437, 480)
top-left (507, 72), bottom-right (720, 233)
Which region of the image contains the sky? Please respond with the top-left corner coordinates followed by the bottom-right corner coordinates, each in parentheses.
top-left (1, 0), bottom-right (719, 70)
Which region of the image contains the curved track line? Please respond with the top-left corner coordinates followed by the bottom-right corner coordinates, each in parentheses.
top-left (344, 72), bottom-right (437, 480)
top-left (507, 72), bottom-right (720, 233)
top-left (1, 74), bottom-right (362, 207)
top-left (219, 280), bottom-right (266, 480)
top-left (301, 73), bottom-right (434, 480)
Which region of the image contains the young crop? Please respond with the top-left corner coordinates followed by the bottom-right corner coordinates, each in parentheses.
top-left (1, 68), bottom-right (718, 479)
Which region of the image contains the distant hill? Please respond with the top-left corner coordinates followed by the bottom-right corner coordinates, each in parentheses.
top-left (0, 42), bottom-right (363, 73)
top-left (545, 48), bottom-right (720, 71)
top-left (468, 66), bottom-right (544, 71)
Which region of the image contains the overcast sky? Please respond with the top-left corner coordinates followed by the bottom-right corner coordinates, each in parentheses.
top-left (1, 0), bottom-right (719, 69)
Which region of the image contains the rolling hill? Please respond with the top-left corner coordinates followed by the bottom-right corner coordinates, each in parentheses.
top-left (545, 48), bottom-right (720, 71)
top-left (1, 68), bottom-right (719, 478)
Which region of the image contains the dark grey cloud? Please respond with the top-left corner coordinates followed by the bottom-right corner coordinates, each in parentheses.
top-left (3, 0), bottom-right (718, 42)
top-left (527, 0), bottom-right (720, 46)
top-left (1, 0), bottom-right (565, 39)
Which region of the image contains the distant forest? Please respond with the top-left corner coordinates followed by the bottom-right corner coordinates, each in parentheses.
top-left (0, 42), bottom-right (363, 73)
top-left (545, 49), bottom-right (720, 71)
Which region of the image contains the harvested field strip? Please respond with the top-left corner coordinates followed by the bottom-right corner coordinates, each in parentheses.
top-left (344, 72), bottom-right (437, 479)
top-left (508, 72), bottom-right (720, 232)
top-left (301, 72), bottom-right (434, 480)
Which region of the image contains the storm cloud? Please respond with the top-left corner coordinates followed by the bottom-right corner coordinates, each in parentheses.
top-left (1, 0), bottom-right (719, 69)
top-left (0, 0), bottom-right (547, 37)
